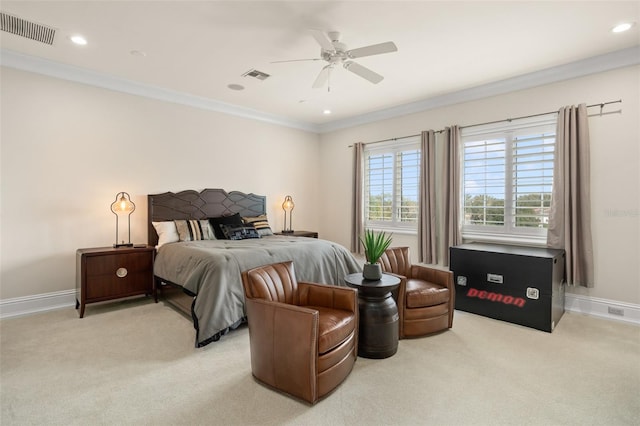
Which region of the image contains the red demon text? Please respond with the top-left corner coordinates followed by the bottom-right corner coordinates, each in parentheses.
top-left (466, 288), bottom-right (526, 308)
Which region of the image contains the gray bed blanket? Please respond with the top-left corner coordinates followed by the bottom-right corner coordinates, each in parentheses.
top-left (154, 235), bottom-right (362, 347)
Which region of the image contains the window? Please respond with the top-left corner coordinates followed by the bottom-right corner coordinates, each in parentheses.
top-left (461, 115), bottom-right (556, 243)
top-left (364, 138), bottom-right (420, 231)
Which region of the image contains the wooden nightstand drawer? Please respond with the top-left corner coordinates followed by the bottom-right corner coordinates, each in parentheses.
top-left (85, 271), bottom-right (152, 300)
top-left (85, 252), bottom-right (152, 277)
top-left (76, 247), bottom-right (155, 318)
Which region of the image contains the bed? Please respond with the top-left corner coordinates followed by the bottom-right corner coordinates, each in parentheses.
top-left (148, 188), bottom-right (361, 347)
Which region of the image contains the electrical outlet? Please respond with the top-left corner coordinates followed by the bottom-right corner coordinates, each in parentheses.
top-left (607, 306), bottom-right (624, 316)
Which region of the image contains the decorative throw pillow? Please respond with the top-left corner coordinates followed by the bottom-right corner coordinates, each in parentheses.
top-left (152, 221), bottom-right (180, 248)
top-left (174, 219), bottom-right (216, 242)
top-left (242, 215), bottom-right (274, 236)
top-left (220, 224), bottom-right (261, 240)
top-left (209, 213), bottom-right (243, 239)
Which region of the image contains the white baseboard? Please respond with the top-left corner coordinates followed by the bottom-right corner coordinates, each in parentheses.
top-left (1, 289), bottom-right (639, 327)
top-left (0, 290), bottom-right (76, 319)
top-left (564, 293), bottom-right (640, 326)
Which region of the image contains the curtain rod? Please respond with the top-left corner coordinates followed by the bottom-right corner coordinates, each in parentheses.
top-left (458, 99), bottom-right (622, 131)
top-left (357, 99), bottom-right (622, 146)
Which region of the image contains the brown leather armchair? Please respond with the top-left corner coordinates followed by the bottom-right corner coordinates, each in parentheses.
top-left (241, 261), bottom-right (358, 404)
top-left (379, 247), bottom-right (454, 338)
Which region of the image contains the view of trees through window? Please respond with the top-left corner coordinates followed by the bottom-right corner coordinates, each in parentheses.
top-left (464, 193), bottom-right (552, 228)
top-left (366, 194), bottom-right (419, 222)
top-left (365, 144), bottom-right (420, 227)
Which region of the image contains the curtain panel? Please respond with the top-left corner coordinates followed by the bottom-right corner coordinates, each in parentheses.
top-left (418, 127), bottom-right (461, 266)
top-left (351, 142), bottom-right (364, 254)
top-left (547, 104), bottom-right (594, 287)
top-left (418, 130), bottom-right (437, 264)
top-left (441, 126), bottom-right (461, 266)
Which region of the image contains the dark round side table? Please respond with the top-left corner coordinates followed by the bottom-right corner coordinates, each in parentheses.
top-left (344, 272), bottom-right (400, 359)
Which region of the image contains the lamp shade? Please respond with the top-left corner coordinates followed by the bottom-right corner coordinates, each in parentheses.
top-left (282, 195), bottom-right (295, 212)
top-left (111, 192), bottom-right (135, 215)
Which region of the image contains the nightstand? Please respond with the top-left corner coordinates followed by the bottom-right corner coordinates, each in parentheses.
top-left (274, 230), bottom-right (318, 238)
top-left (75, 246), bottom-right (155, 318)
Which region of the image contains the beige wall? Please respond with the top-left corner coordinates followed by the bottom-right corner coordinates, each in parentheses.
top-left (318, 65), bottom-right (640, 305)
top-left (0, 67), bottom-right (320, 300)
top-left (2, 65), bottom-right (639, 307)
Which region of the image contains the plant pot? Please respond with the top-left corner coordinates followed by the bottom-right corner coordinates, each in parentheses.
top-left (362, 263), bottom-right (382, 280)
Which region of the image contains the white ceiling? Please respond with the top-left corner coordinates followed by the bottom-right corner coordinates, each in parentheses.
top-left (1, 1), bottom-right (639, 132)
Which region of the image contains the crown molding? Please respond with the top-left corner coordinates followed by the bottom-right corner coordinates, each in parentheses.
top-left (0, 49), bottom-right (321, 133)
top-left (2, 46), bottom-right (638, 135)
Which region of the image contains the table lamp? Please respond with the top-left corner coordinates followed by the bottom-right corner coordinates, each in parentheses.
top-left (110, 192), bottom-right (135, 247)
top-left (281, 195), bottom-right (294, 233)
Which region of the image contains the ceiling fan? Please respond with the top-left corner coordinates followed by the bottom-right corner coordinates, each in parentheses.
top-left (272, 30), bottom-right (398, 91)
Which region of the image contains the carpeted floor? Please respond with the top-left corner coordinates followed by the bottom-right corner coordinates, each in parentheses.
top-left (1, 298), bottom-right (639, 426)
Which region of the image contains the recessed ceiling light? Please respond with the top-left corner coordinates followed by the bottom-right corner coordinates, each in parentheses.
top-left (70, 35), bottom-right (87, 45)
top-left (227, 84), bottom-right (245, 91)
top-left (323, 109), bottom-right (332, 115)
top-left (612, 22), bottom-right (634, 33)
top-left (130, 50), bottom-right (147, 57)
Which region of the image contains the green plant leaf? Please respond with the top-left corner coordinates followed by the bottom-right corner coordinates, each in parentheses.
top-left (359, 229), bottom-right (393, 264)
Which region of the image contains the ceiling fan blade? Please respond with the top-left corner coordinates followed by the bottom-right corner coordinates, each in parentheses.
top-left (270, 58), bottom-right (321, 63)
top-left (343, 61), bottom-right (384, 84)
top-left (312, 65), bottom-right (331, 89)
top-left (346, 41), bottom-right (398, 59)
top-left (310, 29), bottom-right (335, 52)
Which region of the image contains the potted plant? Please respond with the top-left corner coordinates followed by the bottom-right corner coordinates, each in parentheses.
top-left (360, 229), bottom-right (393, 280)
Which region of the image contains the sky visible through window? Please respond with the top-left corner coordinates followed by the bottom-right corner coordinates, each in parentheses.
top-left (366, 148), bottom-right (420, 223)
top-left (367, 153), bottom-right (420, 195)
top-left (367, 137), bottom-right (552, 197)
top-left (464, 137), bottom-right (506, 199)
top-left (463, 134), bottom-right (555, 199)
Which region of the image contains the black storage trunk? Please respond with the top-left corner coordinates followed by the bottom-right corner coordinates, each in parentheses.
top-left (449, 243), bottom-right (565, 332)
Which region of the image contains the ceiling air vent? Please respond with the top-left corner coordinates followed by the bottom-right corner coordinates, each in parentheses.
top-left (242, 69), bottom-right (270, 81)
top-left (0, 12), bottom-right (56, 45)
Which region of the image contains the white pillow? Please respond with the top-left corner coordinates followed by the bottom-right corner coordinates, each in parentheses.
top-left (152, 221), bottom-right (180, 248)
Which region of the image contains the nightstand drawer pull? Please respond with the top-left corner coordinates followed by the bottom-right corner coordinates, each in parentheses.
top-left (115, 267), bottom-right (128, 278)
